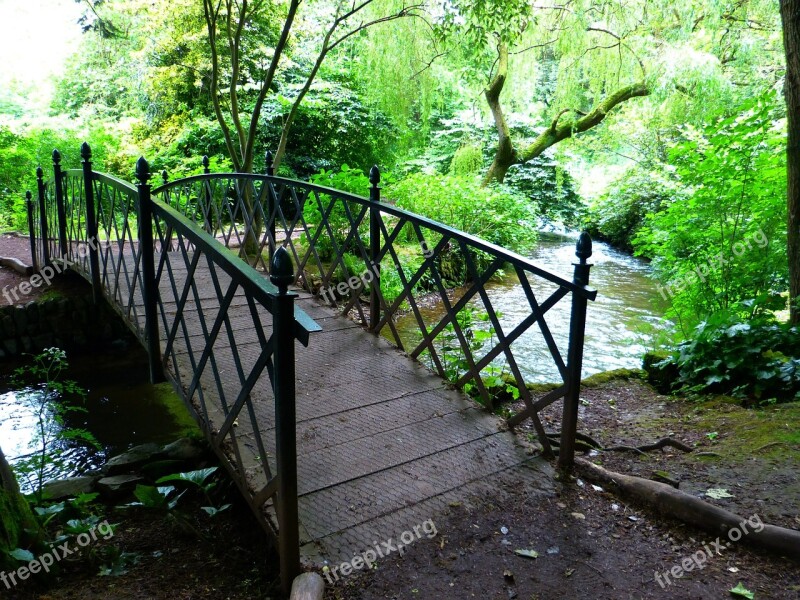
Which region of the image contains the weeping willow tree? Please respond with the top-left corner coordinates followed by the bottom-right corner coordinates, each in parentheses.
top-left (202, 0), bottom-right (424, 174)
top-left (420, 0), bottom-right (783, 186)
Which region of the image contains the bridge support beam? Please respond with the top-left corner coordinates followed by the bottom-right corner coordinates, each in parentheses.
top-left (81, 143), bottom-right (102, 306)
top-left (25, 191), bottom-right (37, 272)
top-left (52, 150), bottom-right (68, 261)
top-left (35, 167), bottom-right (50, 268)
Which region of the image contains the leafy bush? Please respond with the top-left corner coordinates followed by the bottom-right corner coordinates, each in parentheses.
top-left (503, 151), bottom-right (583, 227)
top-left (387, 172), bottom-right (537, 254)
top-left (258, 80), bottom-right (396, 178)
top-left (662, 307), bottom-right (800, 403)
top-left (632, 89), bottom-right (787, 326)
top-left (297, 165), bottom-right (376, 261)
top-left (0, 126), bottom-right (125, 231)
top-left (584, 167), bottom-right (680, 253)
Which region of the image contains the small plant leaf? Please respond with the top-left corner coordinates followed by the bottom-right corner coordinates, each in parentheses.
top-left (201, 504), bottom-right (232, 517)
top-left (9, 548), bottom-right (34, 562)
top-left (514, 549), bottom-right (539, 559)
top-left (706, 488), bottom-right (734, 499)
top-left (156, 467), bottom-right (218, 488)
top-left (730, 582), bottom-right (754, 599)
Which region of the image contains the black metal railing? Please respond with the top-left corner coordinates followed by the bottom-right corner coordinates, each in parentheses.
top-left (152, 153), bottom-right (596, 464)
top-left (28, 145), bottom-right (319, 593)
top-left (28, 144), bottom-right (596, 587)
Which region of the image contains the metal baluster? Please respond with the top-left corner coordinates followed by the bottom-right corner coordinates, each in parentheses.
top-left (559, 232), bottom-right (593, 470)
top-left (369, 166), bottom-right (381, 330)
top-left (271, 246), bottom-right (300, 595)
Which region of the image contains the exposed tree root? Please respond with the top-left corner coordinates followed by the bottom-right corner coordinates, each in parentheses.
top-left (545, 432), bottom-right (693, 455)
top-left (604, 437), bottom-right (693, 454)
top-left (575, 458), bottom-right (800, 559)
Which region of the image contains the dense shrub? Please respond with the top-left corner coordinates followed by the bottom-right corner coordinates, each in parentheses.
top-left (662, 305), bottom-right (800, 403)
top-left (0, 126), bottom-right (124, 231)
top-left (584, 167), bottom-right (679, 253)
top-left (387, 172), bottom-right (538, 255)
top-left (632, 90), bottom-right (787, 327)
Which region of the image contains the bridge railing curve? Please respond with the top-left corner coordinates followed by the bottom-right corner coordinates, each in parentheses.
top-left (150, 154), bottom-right (597, 466)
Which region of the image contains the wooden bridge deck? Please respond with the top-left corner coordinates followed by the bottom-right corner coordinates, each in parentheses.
top-left (115, 250), bottom-right (555, 564)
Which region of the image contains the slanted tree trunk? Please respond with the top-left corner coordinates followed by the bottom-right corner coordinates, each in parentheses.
top-left (780, 0), bottom-right (800, 324)
top-left (0, 447), bottom-right (42, 571)
top-left (482, 43), bottom-right (650, 186)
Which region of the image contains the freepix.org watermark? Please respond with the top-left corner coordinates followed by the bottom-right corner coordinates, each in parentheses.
top-left (654, 514), bottom-right (764, 589)
top-left (2, 238), bottom-right (105, 305)
top-left (323, 518), bottom-right (437, 584)
top-left (656, 227), bottom-right (768, 301)
top-left (1, 519), bottom-right (114, 590)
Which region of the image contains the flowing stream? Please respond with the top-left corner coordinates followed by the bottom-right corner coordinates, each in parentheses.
top-left (0, 348), bottom-right (197, 490)
top-left (395, 231), bottom-right (668, 383)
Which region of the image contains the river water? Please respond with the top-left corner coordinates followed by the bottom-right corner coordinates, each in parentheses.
top-left (395, 232), bottom-right (668, 383)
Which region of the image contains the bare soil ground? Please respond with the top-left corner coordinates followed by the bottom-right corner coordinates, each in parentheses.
top-left (0, 233), bottom-right (86, 305)
top-left (325, 378), bottom-right (800, 600)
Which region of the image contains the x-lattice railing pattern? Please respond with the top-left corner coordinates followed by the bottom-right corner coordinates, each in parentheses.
top-left (28, 144), bottom-right (320, 593)
top-left (29, 143), bottom-right (596, 591)
top-left (153, 155), bottom-right (597, 458)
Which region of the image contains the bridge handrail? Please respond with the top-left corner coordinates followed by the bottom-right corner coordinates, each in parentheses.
top-left (151, 198), bottom-right (321, 344)
top-left (29, 146), bottom-right (317, 589)
top-left (154, 172), bottom-right (595, 299)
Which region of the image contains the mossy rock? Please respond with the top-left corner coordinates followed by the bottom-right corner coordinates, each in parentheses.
top-left (0, 453), bottom-right (43, 571)
top-left (642, 350), bottom-right (678, 394)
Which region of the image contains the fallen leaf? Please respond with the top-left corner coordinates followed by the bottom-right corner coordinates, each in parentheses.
top-left (514, 549), bottom-right (539, 559)
top-left (730, 582), bottom-right (754, 599)
top-left (706, 488), bottom-right (734, 499)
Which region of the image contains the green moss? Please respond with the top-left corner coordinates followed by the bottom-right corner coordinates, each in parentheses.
top-left (152, 383), bottom-right (202, 440)
top-left (581, 368), bottom-right (645, 388)
top-left (0, 486), bottom-right (41, 571)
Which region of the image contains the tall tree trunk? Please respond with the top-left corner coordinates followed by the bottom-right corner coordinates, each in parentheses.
top-left (781, 0), bottom-right (800, 325)
top-left (0, 446), bottom-right (43, 571)
top-left (483, 43), bottom-right (517, 185)
top-left (481, 40), bottom-right (650, 186)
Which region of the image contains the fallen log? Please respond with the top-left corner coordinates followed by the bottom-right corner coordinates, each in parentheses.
top-left (575, 458), bottom-right (800, 559)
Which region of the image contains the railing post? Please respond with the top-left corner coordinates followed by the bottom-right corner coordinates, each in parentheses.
top-left (270, 246), bottom-right (300, 596)
top-left (25, 191), bottom-right (37, 272)
top-left (36, 166), bottom-right (50, 267)
top-left (201, 155), bottom-right (212, 233)
top-left (52, 150), bottom-right (68, 261)
top-left (368, 165), bottom-right (381, 330)
top-left (559, 232), bottom-right (593, 470)
top-left (135, 157), bottom-right (163, 384)
top-left (81, 142), bottom-right (102, 305)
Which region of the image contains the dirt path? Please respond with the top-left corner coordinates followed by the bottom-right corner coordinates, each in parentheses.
top-left (0, 232), bottom-right (87, 305)
top-left (325, 379), bottom-right (800, 600)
